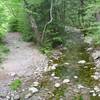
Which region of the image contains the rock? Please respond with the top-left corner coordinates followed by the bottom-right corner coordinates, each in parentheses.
top-left (87, 47), bottom-right (93, 51)
top-left (92, 51), bottom-right (100, 60)
top-left (90, 90), bottom-right (95, 93)
top-left (92, 93), bottom-right (97, 96)
top-left (54, 83), bottom-right (61, 88)
top-left (51, 73), bottom-right (55, 77)
top-left (78, 60), bottom-right (86, 64)
top-left (94, 86), bottom-right (100, 92)
top-left (84, 66), bottom-right (88, 68)
top-left (9, 72), bottom-right (16, 77)
top-left (63, 79), bottom-right (70, 83)
top-left (74, 76), bottom-right (78, 79)
top-left (6, 96), bottom-right (10, 100)
top-left (77, 84), bottom-right (84, 89)
top-left (25, 93), bottom-right (32, 99)
top-left (64, 63), bottom-right (70, 65)
top-left (51, 66), bottom-right (56, 70)
top-left (91, 75), bottom-right (99, 80)
top-left (51, 64), bottom-right (58, 70)
top-left (33, 82), bottom-right (39, 87)
top-left (14, 95), bottom-right (20, 100)
top-left (29, 87), bottom-right (38, 93)
top-left (84, 36), bottom-right (93, 45)
top-left (53, 77), bottom-right (60, 79)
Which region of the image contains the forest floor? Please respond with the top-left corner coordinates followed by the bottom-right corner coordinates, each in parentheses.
top-left (0, 32), bottom-right (48, 98)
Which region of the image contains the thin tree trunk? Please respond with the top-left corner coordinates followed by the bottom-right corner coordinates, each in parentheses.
top-left (23, 0), bottom-right (39, 44)
top-left (41, 0), bottom-right (53, 43)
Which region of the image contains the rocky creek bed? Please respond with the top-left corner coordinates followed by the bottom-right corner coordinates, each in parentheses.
top-left (0, 32), bottom-right (100, 100)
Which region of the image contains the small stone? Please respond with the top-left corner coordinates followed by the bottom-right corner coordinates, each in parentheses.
top-left (51, 64), bottom-right (58, 70)
top-left (94, 86), bottom-right (100, 92)
top-left (54, 83), bottom-right (61, 88)
top-left (90, 90), bottom-right (95, 93)
top-left (78, 60), bottom-right (86, 64)
top-left (63, 79), bottom-right (70, 83)
top-left (87, 48), bottom-right (93, 51)
top-left (95, 72), bottom-right (100, 75)
top-left (74, 76), bottom-right (78, 79)
top-left (9, 72), bottom-right (16, 77)
top-left (6, 96), bottom-right (10, 100)
top-left (92, 75), bottom-right (99, 80)
top-left (25, 93), bottom-right (32, 99)
top-left (84, 66), bottom-right (88, 68)
top-left (14, 95), bottom-right (20, 100)
top-left (33, 82), bottom-right (39, 87)
top-left (53, 77), bottom-right (60, 79)
top-left (98, 94), bottom-right (100, 96)
top-left (51, 66), bottom-right (56, 70)
top-left (92, 93), bottom-right (96, 96)
top-left (29, 87), bottom-right (38, 93)
top-left (77, 84), bottom-right (84, 89)
top-left (64, 63), bottom-right (70, 65)
top-left (51, 73), bottom-right (55, 77)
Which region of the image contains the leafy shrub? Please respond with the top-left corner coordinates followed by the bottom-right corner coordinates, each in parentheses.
top-left (10, 79), bottom-right (22, 90)
top-left (8, 18), bottom-right (18, 32)
top-left (52, 37), bottom-right (63, 48)
top-left (0, 44), bottom-right (9, 63)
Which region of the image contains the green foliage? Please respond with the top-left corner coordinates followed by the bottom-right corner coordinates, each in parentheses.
top-left (83, 0), bottom-right (100, 44)
top-left (0, 44), bottom-right (9, 63)
top-left (9, 18), bottom-right (18, 32)
top-left (0, 1), bottom-right (10, 40)
top-left (73, 95), bottom-right (83, 100)
top-left (10, 79), bottom-right (22, 90)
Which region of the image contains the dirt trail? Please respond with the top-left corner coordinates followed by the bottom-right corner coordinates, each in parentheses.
top-left (0, 32), bottom-right (48, 92)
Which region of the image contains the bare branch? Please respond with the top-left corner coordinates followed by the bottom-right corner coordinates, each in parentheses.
top-left (41, 0), bottom-right (53, 43)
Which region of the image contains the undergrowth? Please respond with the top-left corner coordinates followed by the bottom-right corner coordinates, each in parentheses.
top-left (10, 79), bottom-right (22, 90)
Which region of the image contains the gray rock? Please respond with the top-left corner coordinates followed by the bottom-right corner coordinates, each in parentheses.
top-left (29, 87), bottom-right (38, 93)
top-left (25, 93), bottom-right (33, 99)
top-left (14, 95), bottom-right (20, 100)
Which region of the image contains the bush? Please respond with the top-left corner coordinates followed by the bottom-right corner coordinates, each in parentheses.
top-left (8, 18), bottom-right (18, 32)
top-left (10, 79), bottom-right (22, 90)
top-left (52, 37), bottom-right (63, 48)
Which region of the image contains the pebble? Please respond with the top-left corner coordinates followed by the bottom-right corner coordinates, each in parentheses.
top-left (6, 96), bottom-right (10, 100)
top-left (74, 76), bottom-right (78, 79)
top-left (53, 77), bottom-right (60, 79)
top-left (25, 93), bottom-right (32, 99)
top-left (94, 86), bottom-right (100, 92)
top-left (92, 93), bottom-right (96, 96)
top-left (51, 64), bottom-right (58, 70)
top-left (64, 63), bottom-right (70, 65)
top-left (9, 72), bottom-right (16, 77)
top-left (29, 87), bottom-right (38, 93)
top-left (98, 94), bottom-right (100, 96)
top-left (77, 84), bottom-right (84, 89)
top-left (78, 60), bottom-right (86, 64)
top-left (91, 75), bottom-right (99, 80)
top-left (14, 95), bottom-right (20, 100)
top-left (63, 79), bottom-right (70, 83)
top-left (90, 90), bottom-right (95, 93)
top-left (51, 73), bottom-right (55, 77)
top-left (54, 83), bottom-right (61, 88)
top-left (33, 82), bottom-right (39, 87)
